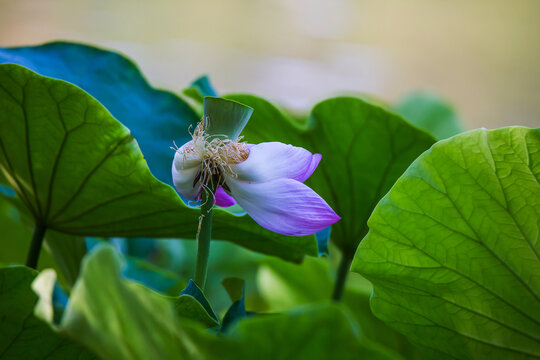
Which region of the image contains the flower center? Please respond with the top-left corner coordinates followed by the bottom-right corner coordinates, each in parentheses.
top-left (182, 119), bottom-right (249, 191)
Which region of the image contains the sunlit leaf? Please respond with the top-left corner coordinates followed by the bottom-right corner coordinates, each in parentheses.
top-left (353, 127), bottom-right (540, 359)
top-left (0, 64), bottom-right (316, 261)
top-left (33, 245), bottom-right (215, 359)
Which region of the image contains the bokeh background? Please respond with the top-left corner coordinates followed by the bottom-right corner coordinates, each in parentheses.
top-left (1, 0), bottom-right (539, 129)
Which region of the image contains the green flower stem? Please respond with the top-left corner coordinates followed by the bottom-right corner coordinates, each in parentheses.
top-left (332, 251), bottom-right (353, 302)
top-left (26, 223), bottom-right (47, 269)
top-left (194, 186), bottom-right (215, 290)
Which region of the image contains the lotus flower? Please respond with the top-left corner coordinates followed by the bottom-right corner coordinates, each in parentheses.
top-left (172, 97), bottom-right (340, 236)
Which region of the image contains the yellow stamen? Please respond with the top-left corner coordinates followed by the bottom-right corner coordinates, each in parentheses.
top-left (177, 118), bottom-right (249, 190)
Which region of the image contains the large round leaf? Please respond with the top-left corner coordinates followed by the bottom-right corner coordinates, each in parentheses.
top-left (0, 64), bottom-right (316, 262)
top-left (0, 41), bottom-right (199, 186)
top-left (226, 95), bottom-right (436, 257)
top-left (353, 127), bottom-right (540, 359)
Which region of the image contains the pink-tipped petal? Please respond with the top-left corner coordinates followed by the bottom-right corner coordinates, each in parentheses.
top-left (172, 149), bottom-right (202, 200)
top-left (214, 187), bottom-right (237, 207)
top-left (226, 177), bottom-right (340, 236)
top-left (231, 142), bottom-right (321, 183)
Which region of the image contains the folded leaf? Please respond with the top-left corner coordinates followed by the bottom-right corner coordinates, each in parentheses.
top-left (0, 266), bottom-right (97, 359)
top-left (178, 280), bottom-right (219, 327)
top-left (221, 277), bottom-right (247, 332)
top-left (36, 245), bottom-right (211, 359)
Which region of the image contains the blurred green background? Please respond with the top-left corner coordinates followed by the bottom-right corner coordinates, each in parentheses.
top-left (1, 0), bottom-right (539, 129)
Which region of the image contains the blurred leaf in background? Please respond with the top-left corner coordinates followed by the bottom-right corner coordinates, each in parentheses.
top-left (394, 92), bottom-right (464, 140)
top-left (0, 266), bottom-right (97, 359)
top-left (227, 94), bottom-right (435, 301)
top-left (257, 255), bottom-right (425, 359)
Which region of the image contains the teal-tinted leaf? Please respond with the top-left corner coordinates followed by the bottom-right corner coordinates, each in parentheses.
top-left (226, 95), bottom-right (436, 257)
top-left (0, 266), bottom-right (96, 359)
top-left (180, 280), bottom-right (219, 323)
top-left (315, 227), bottom-right (331, 256)
top-left (183, 75), bottom-right (218, 104)
top-left (203, 97), bottom-right (253, 141)
top-left (192, 75), bottom-right (218, 97)
top-left (221, 278), bottom-right (247, 332)
top-left (123, 256), bottom-right (185, 296)
top-left (0, 64), bottom-right (316, 262)
top-left (228, 303), bottom-right (399, 360)
top-left (222, 277), bottom-right (245, 303)
top-left (0, 41), bottom-right (199, 186)
top-left (353, 127), bottom-right (540, 359)
top-left (394, 92), bottom-right (464, 140)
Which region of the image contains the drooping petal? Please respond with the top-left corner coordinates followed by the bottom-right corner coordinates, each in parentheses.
top-left (214, 186), bottom-right (236, 207)
top-left (226, 177), bottom-right (340, 236)
top-left (172, 148), bottom-right (202, 200)
top-left (230, 142), bottom-right (321, 183)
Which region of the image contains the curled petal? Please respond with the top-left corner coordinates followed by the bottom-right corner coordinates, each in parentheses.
top-left (299, 153), bottom-right (321, 182)
top-left (172, 150), bottom-right (202, 200)
top-left (226, 177), bottom-right (340, 236)
top-left (231, 142), bottom-right (321, 183)
top-left (214, 187), bottom-right (236, 207)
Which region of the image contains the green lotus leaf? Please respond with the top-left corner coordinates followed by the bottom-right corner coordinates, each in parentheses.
top-left (394, 92), bottom-right (464, 140)
top-left (353, 127), bottom-right (540, 359)
top-left (0, 64), bottom-right (316, 262)
top-left (226, 95), bottom-right (435, 259)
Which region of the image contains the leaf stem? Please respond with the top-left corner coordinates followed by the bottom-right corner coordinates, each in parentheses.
top-left (26, 223), bottom-right (47, 269)
top-left (194, 185), bottom-right (215, 290)
top-left (332, 251), bottom-right (353, 302)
